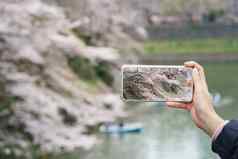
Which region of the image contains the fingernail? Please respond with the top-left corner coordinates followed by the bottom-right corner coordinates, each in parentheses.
top-left (193, 68), bottom-right (198, 74)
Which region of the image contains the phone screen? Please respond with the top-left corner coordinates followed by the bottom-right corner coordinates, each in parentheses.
top-left (122, 65), bottom-right (193, 102)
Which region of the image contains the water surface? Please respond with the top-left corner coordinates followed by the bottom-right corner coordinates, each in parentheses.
top-left (80, 62), bottom-right (238, 159)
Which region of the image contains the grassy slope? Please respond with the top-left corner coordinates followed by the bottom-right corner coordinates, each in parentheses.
top-left (144, 38), bottom-right (238, 54)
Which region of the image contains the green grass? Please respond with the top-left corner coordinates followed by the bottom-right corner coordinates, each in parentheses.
top-left (144, 38), bottom-right (238, 54)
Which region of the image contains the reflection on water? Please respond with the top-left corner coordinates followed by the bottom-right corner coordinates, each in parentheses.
top-left (81, 62), bottom-right (238, 159)
top-left (82, 107), bottom-right (208, 159)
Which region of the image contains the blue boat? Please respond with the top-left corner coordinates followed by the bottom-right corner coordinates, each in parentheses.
top-left (99, 123), bottom-right (143, 134)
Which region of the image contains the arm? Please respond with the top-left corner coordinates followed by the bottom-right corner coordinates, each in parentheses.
top-left (166, 61), bottom-right (238, 159)
top-left (212, 120), bottom-right (238, 159)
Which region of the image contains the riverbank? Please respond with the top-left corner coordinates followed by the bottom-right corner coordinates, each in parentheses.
top-left (140, 53), bottom-right (238, 64)
top-left (144, 38), bottom-right (238, 55)
top-left (142, 37), bottom-right (238, 64)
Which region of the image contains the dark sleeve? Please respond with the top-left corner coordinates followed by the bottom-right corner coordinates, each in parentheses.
top-left (212, 120), bottom-right (238, 159)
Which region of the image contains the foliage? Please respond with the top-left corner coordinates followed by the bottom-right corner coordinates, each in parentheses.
top-left (203, 9), bottom-right (225, 23)
top-left (159, 0), bottom-right (226, 16)
top-left (71, 28), bottom-right (93, 46)
top-left (144, 38), bottom-right (238, 54)
top-left (0, 79), bottom-right (18, 112)
top-left (95, 62), bottom-right (114, 86)
top-left (0, 144), bottom-right (57, 159)
top-left (0, 96), bottom-right (19, 112)
top-left (68, 57), bottom-right (97, 82)
top-left (68, 57), bottom-right (114, 86)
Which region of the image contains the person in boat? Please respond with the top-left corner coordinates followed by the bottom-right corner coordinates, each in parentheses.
top-left (167, 61), bottom-right (238, 159)
top-left (119, 121), bottom-right (124, 128)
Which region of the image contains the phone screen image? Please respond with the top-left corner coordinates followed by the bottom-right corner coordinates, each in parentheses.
top-left (122, 65), bottom-right (193, 102)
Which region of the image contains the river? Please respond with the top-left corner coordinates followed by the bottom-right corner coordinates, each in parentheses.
top-left (67, 62), bottom-right (238, 159)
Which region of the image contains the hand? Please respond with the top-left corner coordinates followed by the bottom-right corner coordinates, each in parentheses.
top-left (166, 61), bottom-right (225, 137)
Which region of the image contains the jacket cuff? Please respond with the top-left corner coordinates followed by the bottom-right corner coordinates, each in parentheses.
top-left (212, 120), bottom-right (238, 159)
top-left (212, 120), bottom-right (229, 141)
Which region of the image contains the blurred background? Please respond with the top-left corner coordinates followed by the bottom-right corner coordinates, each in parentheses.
top-left (0, 0), bottom-right (238, 159)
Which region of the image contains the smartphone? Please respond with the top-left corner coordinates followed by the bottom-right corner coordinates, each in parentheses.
top-left (122, 65), bottom-right (193, 102)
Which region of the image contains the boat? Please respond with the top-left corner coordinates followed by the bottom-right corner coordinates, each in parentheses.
top-left (99, 123), bottom-right (143, 134)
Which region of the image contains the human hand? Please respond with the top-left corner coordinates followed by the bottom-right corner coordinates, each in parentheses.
top-left (166, 61), bottom-right (224, 137)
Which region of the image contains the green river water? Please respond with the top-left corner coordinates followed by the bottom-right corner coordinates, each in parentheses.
top-left (76, 62), bottom-right (238, 159)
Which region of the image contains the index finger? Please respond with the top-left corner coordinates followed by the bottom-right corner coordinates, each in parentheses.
top-left (184, 61), bottom-right (204, 73)
top-left (166, 102), bottom-right (189, 110)
top-left (184, 61), bottom-right (208, 90)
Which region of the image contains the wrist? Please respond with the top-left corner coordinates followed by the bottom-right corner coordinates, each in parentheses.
top-left (203, 112), bottom-right (225, 137)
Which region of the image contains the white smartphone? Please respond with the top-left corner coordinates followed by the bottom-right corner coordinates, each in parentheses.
top-left (121, 65), bottom-right (193, 102)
